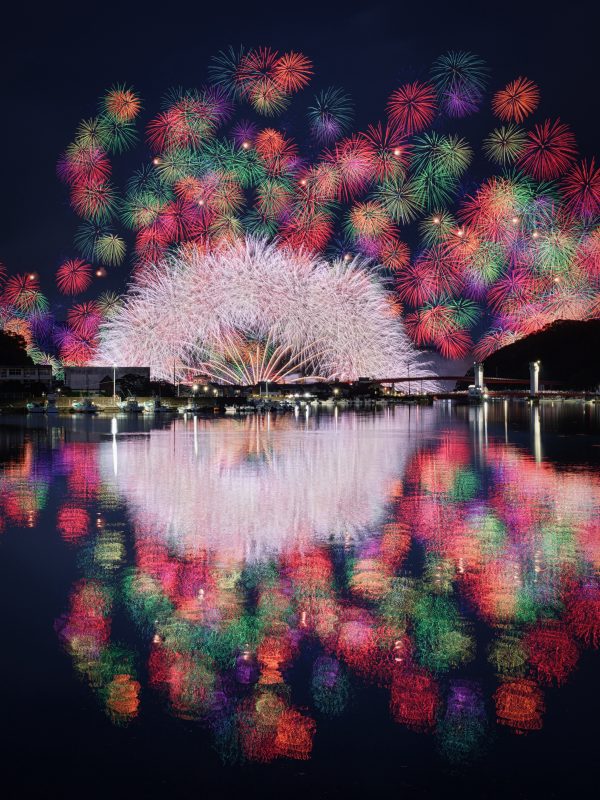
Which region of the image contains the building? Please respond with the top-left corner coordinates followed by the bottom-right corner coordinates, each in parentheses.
top-left (63, 366), bottom-right (150, 393)
top-left (0, 364), bottom-right (53, 388)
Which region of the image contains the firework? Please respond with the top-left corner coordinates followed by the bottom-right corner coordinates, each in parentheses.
top-left (561, 159), bottom-right (600, 219)
top-left (3, 274), bottom-right (47, 312)
top-left (374, 176), bottom-right (423, 225)
top-left (431, 51), bottom-right (488, 117)
top-left (96, 237), bottom-right (429, 382)
top-left (94, 233), bottom-right (127, 266)
top-left (102, 84), bottom-right (142, 122)
top-left (387, 81), bottom-right (437, 134)
top-left (482, 125), bottom-right (527, 166)
top-left (492, 77), bottom-right (539, 123)
top-left (308, 87), bottom-right (353, 144)
top-left (518, 119), bottom-right (577, 180)
top-left (42, 44), bottom-right (599, 369)
top-left (67, 301), bottom-right (102, 336)
top-left (56, 259), bottom-right (93, 295)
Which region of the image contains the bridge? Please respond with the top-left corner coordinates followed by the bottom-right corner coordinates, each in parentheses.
top-left (377, 376), bottom-right (562, 386)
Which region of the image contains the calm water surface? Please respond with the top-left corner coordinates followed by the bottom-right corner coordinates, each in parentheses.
top-left (1, 403), bottom-right (600, 798)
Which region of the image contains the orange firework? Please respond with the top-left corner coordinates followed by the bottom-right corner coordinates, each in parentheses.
top-left (103, 85), bottom-right (142, 122)
top-left (272, 51), bottom-right (313, 93)
top-left (492, 77), bottom-right (540, 123)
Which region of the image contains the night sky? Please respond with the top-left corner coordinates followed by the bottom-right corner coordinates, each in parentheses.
top-left (3, 0), bottom-right (598, 307)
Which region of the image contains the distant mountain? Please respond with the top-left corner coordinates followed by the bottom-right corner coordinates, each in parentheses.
top-left (478, 320), bottom-right (600, 389)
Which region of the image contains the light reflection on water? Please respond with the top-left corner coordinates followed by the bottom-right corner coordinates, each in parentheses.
top-left (1, 404), bottom-right (600, 774)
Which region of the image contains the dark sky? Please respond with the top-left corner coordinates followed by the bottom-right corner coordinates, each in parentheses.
top-left (3, 0), bottom-right (598, 305)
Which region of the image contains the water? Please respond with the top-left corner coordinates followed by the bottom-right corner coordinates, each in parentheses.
top-left (1, 403), bottom-right (599, 798)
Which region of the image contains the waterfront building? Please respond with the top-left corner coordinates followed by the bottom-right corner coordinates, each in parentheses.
top-left (63, 366), bottom-right (150, 394)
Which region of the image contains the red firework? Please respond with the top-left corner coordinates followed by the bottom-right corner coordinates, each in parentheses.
top-left (236, 47), bottom-right (279, 95)
top-left (254, 128), bottom-right (299, 175)
top-left (434, 326), bottom-right (473, 359)
top-left (3, 273), bottom-right (41, 311)
top-left (279, 209), bottom-right (333, 251)
top-left (0, 262), bottom-right (6, 285)
top-left (387, 81), bottom-right (437, 135)
top-left (57, 145), bottom-right (111, 186)
top-left (397, 246), bottom-right (462, 305)
top-left (299, 164), bottom-right (341, 205)
top-left (135, 227), bottom-right (169, 265)
top-left (173, 175), bottom-right (203, 203)
top-left (272, 51), bottom-right (313, 93)
top-left (56, 259), bottom-right (93, 295)
top-left (487, 268), bottom-right (540, 313)
top-left (473, 329), bottom-right (519, 360)
top-left (492, 77), bottom-right (540, 123)
top-left (156, 200), bottom-right (199, 243)
top-left (404, 304), bottom-right (455, 345)
top-left (396, 262), bottom-right (438, 306)
top-left (518, 119), bottom-right (577, 180)
top-left (380, 237), bottom-right (410, 272)
top-left (67, 301), bottom-right (102, 336)
top-left (360, 122), bottom-right (409, 182)
top-left (147, 96), bottom-right (219, 153)
top-left (70, 180), bottom-right (115, 221)
top-left (561, 158), bottom-right (600, 218)
top-left (575, 229), bottom-right (600, 279)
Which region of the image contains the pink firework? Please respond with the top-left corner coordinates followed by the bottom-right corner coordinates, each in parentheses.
top-left (324, 135), bottom-right (375, 201)
top-left (56, 327), bottom-right (98, 365)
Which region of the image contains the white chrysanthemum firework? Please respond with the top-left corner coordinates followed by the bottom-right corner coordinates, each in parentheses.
top-left (95, 237), bottom-right (430, 382)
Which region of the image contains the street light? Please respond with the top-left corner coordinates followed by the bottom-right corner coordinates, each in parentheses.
top-left (113, 365), bottom-right (117, 402)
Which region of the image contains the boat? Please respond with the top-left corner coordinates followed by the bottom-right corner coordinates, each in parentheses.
top-left (178, 402), bottom-right (204, 415)
top-left (143, 398), bottom-right (174, 414)
top-left (118, 397), bottom-right (143, 413)
top-left (45, 393), bottom-right (59, 414)
top-left (26, 401), bottom-right (47, 414)
top-left (468, 385), bottom-right (488, 403)
top-left (71, 398), bottom-right (99, 414)
top-left (26, 395), bottom-right (60, 414)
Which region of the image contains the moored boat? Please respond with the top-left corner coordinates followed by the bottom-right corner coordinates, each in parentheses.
top-left (118, 398), bottom-right (143, 413)
top-left (143, 398), bottom-right (174, 413)
top-left (26, 401), bottom-right (47, 414)
top-left (71, 398), bottom-right (99, 414)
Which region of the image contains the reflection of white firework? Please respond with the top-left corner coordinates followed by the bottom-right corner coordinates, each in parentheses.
top-left (99, 412), bottom-right (433, 560)
top-left (95, 237), bottom-right (431, 383)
